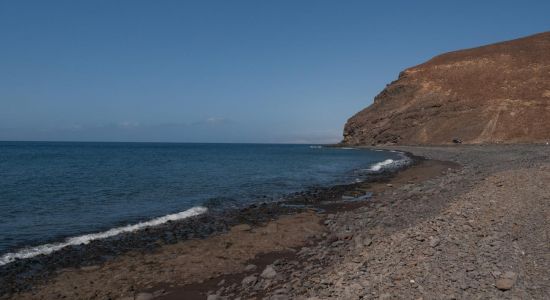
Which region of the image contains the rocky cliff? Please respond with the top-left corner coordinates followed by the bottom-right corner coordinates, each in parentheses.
top-left (342, 32), bottom-right (550, 145)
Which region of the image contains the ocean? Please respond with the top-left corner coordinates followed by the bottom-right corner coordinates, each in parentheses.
top-left (0, 142), bottom-right (405, 265)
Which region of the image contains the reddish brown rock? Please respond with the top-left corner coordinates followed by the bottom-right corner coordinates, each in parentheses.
top-left (343, 31), bottom-right (550, 145)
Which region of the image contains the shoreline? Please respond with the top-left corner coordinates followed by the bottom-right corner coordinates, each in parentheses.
top-left (152, 157), bottom-right (456, 300)
top-left (4, 144), bottom-right (549, 299)
top-left (0, 146), bottom-right (409, 267)
top-left (0, 149), bottom-right (416, 298)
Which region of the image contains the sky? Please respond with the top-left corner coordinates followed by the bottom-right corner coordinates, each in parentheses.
top-left (1, 1), bottom-right (549, 144)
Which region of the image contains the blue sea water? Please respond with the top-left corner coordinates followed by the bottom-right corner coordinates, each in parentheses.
top-left (0, 142), bottom-right (403, 264)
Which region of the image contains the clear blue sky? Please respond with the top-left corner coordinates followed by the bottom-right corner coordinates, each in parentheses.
top-left (1, 1), bottom-right (549, 143)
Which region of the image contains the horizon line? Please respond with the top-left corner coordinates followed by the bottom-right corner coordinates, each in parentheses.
top-left (0, 140), bottom-right (339, 146)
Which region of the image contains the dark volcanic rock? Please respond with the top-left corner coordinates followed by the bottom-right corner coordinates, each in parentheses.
top-left (343, 31), bottom-right (550, 145)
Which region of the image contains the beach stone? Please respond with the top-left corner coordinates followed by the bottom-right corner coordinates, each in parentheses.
top-left (80, 265), bottom-right (100, 272)
top-left (270, 294), bottom-right (289, 300)
top-left (414, 234), bottom-right (425, 242)
top-left (273, 287), bottom-right (289, 294)
top-left (135, 292), bottom-right (154, 300)
top-left (261, 265), bottom-right (278, 279)
top-left (242, 275), bottom-right (257, 286)
top-left (429, 236), bottom-right (440, 247)
top-left (496, 278), bottom-right (515, 290)
top-left (465, 264), bottom-right (475, 272)
top-left (244, 264), bottom-right (257, 272)
top-left (232, 224), bottom-right (252, 231)
top-left (496, 271), bottom-right (517, 290)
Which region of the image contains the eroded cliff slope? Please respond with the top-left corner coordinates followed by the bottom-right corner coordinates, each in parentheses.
top-left (343, 32), bottom-right (550, 145)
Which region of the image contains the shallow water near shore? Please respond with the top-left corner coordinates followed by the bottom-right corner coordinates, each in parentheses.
top-left (0, 142), bottom-right (404, 265)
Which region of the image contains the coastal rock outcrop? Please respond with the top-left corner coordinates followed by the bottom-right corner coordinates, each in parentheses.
top-left (343, 31), bottom-right (550, 145)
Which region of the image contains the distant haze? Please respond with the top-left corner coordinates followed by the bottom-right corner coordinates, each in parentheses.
top-left (1, 1), bottom-right (549, 143)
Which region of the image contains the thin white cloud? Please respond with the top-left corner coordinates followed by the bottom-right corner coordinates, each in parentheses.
top-left (117, 121), bottom-right (140, 129)
top-left (192, 117), bottom-right (234, 126)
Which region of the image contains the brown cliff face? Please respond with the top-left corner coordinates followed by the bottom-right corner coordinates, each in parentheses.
top-left (342, 32), bottom-right (550, 145)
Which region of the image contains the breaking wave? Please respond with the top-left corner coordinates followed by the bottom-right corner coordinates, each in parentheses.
top-left (0, 206), bottom-right (207, 266)
top-left (366, 152), bottom-right (412, 173)
top-left (368, 159), bottom-right (396, 171)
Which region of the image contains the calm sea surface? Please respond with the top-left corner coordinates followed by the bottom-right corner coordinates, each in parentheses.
top-left (0, 142), bottom-right (401, 259)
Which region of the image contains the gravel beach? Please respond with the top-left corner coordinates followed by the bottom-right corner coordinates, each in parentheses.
top-left (4, 144), bottom-right (550, 299)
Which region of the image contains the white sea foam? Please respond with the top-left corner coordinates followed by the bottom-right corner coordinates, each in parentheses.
top-left (366, 152), bottom-right (412, 173)
top-left (368, 159), bottom-right (395, 171)
top-left (0, 206), bottom-right (207, 266)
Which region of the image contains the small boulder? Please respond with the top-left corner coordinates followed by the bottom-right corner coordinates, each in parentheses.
top-left (496, 271), bottom-right (517, 290)
top-left (80, 265), bottom-right (100, 272)
top-left (496, 278), bottom-right (514, 290)
top-left (135, 293), bottom-right (154, 300)
top-left (261, 265), bottom-right (277, 279)
top-left (207, 295), bottom-right (220, 300)
top-left (242, 275), bottom-right (257, 286)
top-left (244, 264), bottom-right (257, 272)
top-left (428, 236), bottom-right (440, 248)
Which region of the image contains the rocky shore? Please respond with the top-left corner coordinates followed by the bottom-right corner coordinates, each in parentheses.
top-left (3, 145), bottom-right (550, 299)
top-left (0, 149), bottom-right (414, 299)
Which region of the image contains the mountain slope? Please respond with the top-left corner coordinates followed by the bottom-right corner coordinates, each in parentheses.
top-left (342, 32), bottom-right (550, 145)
